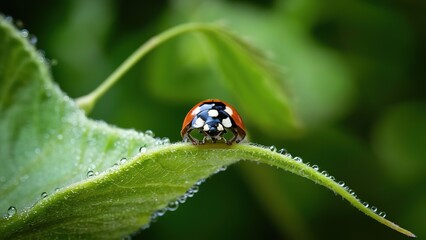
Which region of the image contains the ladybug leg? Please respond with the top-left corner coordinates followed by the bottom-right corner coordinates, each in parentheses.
top-left (226, 128), bottom-right (239, 145)
top-left (218, 131), bottom-right (228, 145)
top-left (202, 136), bottom-right (208, 144)
top-left (185, 129), bottom-right (200, 144)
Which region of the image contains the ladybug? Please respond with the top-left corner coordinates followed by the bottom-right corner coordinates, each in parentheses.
top-left (181, 99), bottom-right (246, 145)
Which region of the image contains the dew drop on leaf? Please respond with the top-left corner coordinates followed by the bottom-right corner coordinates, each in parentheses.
top-left (7, 206), bottom-right (17, 218)
top-left (191, 185), bottom-right (199, 194)
top-left (293, 156), bottom-right (302, 162)
top-left (145, 130), bottom-right (155, 137)
top-left (139, 147), bottom-right (147, 154)
top-left (161, 137), bottom-right (170, 144)
top-left (41, 192), bottom-right (48, 199)
top-left (87, 170), bottom-right (95, 178)
top-left (277, 148), bottom-right (287, 155)
top-left (362, 202), bottom-right (369, 208)
top-left (269, 145), bottom-right (277, 152)
top-left (178, 195), bottom-right (187, 204)
top-left (20, 29), bottom-right (28, 38)
top-left (155, 208), bottom-right (167, 217)
top-left (120, 158), bottom-right (127, 164)
top-left (312, 165), bottom-right (319, 171)
top-left (29, 34), bottom-right (37, 45)
top-left (167, 200), bottom-right (179, 211)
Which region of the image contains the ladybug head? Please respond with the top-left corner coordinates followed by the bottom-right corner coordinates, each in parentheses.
top-left (203, 120), bottom-right (224, 138)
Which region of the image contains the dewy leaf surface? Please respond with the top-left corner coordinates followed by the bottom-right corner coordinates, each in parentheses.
top-left (0, 15), bottom-right (158, 238)
top-left (0, 16), bottom-right (415, 239)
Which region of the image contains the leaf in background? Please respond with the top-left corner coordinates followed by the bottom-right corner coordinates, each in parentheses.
top-left (199, 28), bottom-right (302, 136)
top-left (0, 15), bottom-right (415, 239)
top-left (146, 22), bottom-right (302, 136)
top-left (149, 0), bottom-right (355, 132)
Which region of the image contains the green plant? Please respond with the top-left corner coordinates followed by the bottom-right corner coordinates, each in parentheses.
top-left (0, 15), bottom-right (415, 239)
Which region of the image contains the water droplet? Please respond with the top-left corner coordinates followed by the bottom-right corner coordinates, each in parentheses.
top-left (344, 186), bottom-right (350, 191)
top-left (20, 29), bottom-right (29, 38)
top-left (178, 195), bottom-right (187, 204)
top-left (162, 137), bottom-right (170, 144)
top-left (87, 170), bottom-right (95, 178)
top-left (371, 206), bottom-right (378, 213)
top-left (191, 185), bottom-right (199, 193)
top-left (215, 165), bottom-right (228, 173)
top-left (195, 179), bottom-right (205, 185)
top-left (379, 211), bottom-right (386, 218)
top-left (5, 16), bottom-right (13, 23)
top-left (277, 148), bottom-right (287, 154)
top-left (41, 192), bottom-right (48, 199)
top-left (37, 50), bottom-right (46, 63)
top-left (321, 171), bottom-right (329, 177)
top-left (293, 156), bottom-right (302, 162)
top-left (362, 202), bottom-right (369, 208)
top-left (155, 139), bottom-right (163, 145)
top-left (54, 188), bottom-right (60, 192)
top-left (145, 130), bottom-right (155, 137)
top-left (7, 206), bottom-right (16, 217)
top-left (139, 146), bottom-right (147, 153)
top-left (120, 158), bottom-right (127, 164)
top-left (269, 145), bottom-right (277, 152)
top-left (140, 223), bottom-right (151, 230)
top-left (155, 208), bottom-right (167, 217)
top-left (338, 181), bottom-right (345, 187)
top-left (29, 35), bottom-right (38, 45)
top-left (328, 175), bottom-right (336, 181)
top-left (312, 165), bottom-right (319, 171)
top-left (167, 200), bottom-right (179, 211)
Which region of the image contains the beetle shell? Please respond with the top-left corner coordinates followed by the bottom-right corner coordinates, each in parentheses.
top-left (181, 99), bottom-right (246, 144)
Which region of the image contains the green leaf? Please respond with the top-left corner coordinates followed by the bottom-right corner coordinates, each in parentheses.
top-left (146, 25), bottom-right (303, 136)
top-left (0, 15), bottom-right (415, 238)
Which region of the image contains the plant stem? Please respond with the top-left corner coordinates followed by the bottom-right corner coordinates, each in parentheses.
top-left (75, 22), bottom-right (219, 114)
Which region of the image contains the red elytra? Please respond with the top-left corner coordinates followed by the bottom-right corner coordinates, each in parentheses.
top-left (181, 99), bottom-right (246, 145)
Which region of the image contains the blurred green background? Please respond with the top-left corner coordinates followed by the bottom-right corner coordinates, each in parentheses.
top-left (1, 0), bottom-right (425, 239)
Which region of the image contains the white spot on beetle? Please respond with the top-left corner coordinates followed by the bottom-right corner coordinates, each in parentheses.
top-left (225, 106), bottom-right (233, 116)
top-left (193, 117), bottom-right (205, 128)
top-left (222, 117), bottom-right (232, 128)
top-left (217, 123), bottom-right (224, 131)
top-left (203, 124), bottom-right (210, 131)
top-left (208, 109), bottom-right (219, 117)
